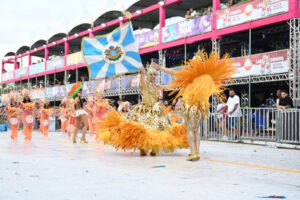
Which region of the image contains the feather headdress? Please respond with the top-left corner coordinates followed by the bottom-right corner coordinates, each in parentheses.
top-left (68, 82), bottom-right (84, 98)
top-left (168, 51), bottom-right (236, 117)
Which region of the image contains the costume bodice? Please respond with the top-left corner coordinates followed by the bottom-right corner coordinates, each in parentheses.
top-left (141, 81), bottom-right (161, 106)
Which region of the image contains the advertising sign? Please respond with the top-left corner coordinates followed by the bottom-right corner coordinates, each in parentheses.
top-left (233, 50), bottom-right (288, 78)
top-left (216, 0), bottom-right (289, 29)
top-left (162, 15), bottom-right (212, 43)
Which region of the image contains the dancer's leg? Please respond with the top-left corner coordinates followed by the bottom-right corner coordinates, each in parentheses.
top-left (44, 126), bottom-right (49, 136)
top-left (11, 125), bottom-right (18, 140)
top-left (195, 120), bottom-right (201, 154)
top-left (61, 121), bottom-right (66, 133)
top-left (88, 117), bottom-right (94, 136)
top-left (39, 117), bottom-right (43, 133)
top-left (73, 117), bottom-right (80, 143)
top-left (139, 149), bottom-right (148, 156)
top-left (80, 115), bottom-right (88, 143)
top-left (24, 125), bottom-right (33, 141)
top-left (184, 106), bottom-right (201, 161)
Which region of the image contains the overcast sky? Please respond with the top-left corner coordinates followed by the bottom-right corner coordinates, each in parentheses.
top-left (0, 0), bottom-right (136, 61)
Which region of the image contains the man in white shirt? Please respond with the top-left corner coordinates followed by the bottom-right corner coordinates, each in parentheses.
top-left (190, 8), bottom-right (197, 18)
top-left (117, 100), bottom-right (123, 113)
top-left (226, 89), bottom-right (241, 138)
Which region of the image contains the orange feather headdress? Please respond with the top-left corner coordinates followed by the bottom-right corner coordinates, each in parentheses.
top-left (168, 51), bottom-right (236, 117)
top-left (68, 82), bottom-right (84, 98)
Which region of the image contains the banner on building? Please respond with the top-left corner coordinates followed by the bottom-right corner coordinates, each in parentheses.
top-left (233, 49), bottom-right (288, 78)
top-left (67, 52), bottom-right (85, 66)
top-left (30, 89), bottom-right (46, 100)
top-left (162, 15), bottom-right (212, 43)
top-left (136, 30), bottom-right (159, 48)
top-left (29, 62), bottom-right (45, 75)
top-left (216, 0), bottom-right (289, 29)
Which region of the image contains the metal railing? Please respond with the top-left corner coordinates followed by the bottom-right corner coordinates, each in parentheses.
top-left (205, 107), bottom-right (300, 144)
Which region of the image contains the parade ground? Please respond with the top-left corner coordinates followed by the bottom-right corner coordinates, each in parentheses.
top-left (0, 132), bottom-right (299, 200)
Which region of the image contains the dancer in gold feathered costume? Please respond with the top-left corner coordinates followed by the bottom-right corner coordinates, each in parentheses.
top-left (97, 64), bottom-right (188, 156)
top-left (152, 50), bottom-right (236, 161)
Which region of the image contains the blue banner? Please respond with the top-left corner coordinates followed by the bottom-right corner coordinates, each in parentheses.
top-left (46, 57), bottom-right (65, 71)
top-left (29, 62), bottom-right (45, 75)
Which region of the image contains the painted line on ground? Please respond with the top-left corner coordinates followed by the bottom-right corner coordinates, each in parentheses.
top-left (201, 158), bottom-right (300, 174)
top-left (54, 136), bottom-right (300, 174)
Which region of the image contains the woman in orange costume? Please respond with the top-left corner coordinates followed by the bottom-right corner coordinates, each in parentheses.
top-left (93, 90), bottom-right (109, 135)
top-left (59, 98), bottom-right (69, 134)
top-left (6, 95), bottom-right (22, 140)
top-left (39, 99), bottom-right (52, 137)
top-left (21, 91), bottom-right (36, 141)
top-left (85, 95), bottom-right (96, 137)
top-left (66, 107), bottom-right (76, 137)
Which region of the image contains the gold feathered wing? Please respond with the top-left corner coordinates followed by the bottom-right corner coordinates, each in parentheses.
top-left (168, 51), bottom-right (236, 118)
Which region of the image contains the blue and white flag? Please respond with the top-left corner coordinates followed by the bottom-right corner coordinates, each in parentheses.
top-left (82, 23), bottom-right (142, 79)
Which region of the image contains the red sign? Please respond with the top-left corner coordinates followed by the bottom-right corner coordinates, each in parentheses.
top-left (216, 0), bottom-right (289, 29)
top-left (233, 49), bottom-right (288, 78)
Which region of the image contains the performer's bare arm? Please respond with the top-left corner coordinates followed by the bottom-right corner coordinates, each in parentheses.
top-left (151, 61), bottom-right (176, 75)
top-left (139, 64), bottom-right (146, 90)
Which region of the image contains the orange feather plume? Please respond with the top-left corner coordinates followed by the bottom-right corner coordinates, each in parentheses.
top-left (68, 82), bottom-right (83, 98)
top-left (168, 51), bottom-right (236, 117)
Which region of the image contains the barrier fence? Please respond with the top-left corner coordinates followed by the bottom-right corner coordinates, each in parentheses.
top-left (204, 108), bottom-right (300, 144)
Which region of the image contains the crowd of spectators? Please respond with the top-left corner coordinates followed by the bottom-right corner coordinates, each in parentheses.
top-left (185, 7), bottom-right (212, 20)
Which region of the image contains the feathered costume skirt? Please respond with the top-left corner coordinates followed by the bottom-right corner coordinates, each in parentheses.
top-left (97, 103), bottom-right (188, 153)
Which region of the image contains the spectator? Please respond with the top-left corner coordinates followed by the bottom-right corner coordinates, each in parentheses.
top-left (216, 95), bottom-right (227, 139)
top-left (228, 0), bottom-right (238, 7)
top-left (206, 7), bottom-right (212, 14)
top-left (189, 8), bottom-right (197, 18)
top-left (226, 89), bottom-right (241, 138)
top-left (199, 8), bottom-right (205, 16)
top-left (56, 80), bottom-right (62, 86)
top-left (278, 90), bottom-right (293, 109)
top-left (175, 98), bottom-right (183, 111)
top-left (275, 89), bottom-right (281, 108)
top-left (164, 100), bottom-right (169, 107)
top-left (185, 10), bottom-right (192, 20)
top-left (117, 100), bottom-right (123, 113)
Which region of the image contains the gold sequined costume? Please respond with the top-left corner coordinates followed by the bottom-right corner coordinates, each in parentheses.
top-left (97, 68), bottom-right (188, 154)
top-left (168, 51), bottom-right (236, 160)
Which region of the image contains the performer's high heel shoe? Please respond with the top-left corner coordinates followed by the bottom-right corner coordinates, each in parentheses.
top-left (72, 135), bottom-right (77, 144)
top-left (150, 150), bottom-right (157, 156)
top-left (186, 153), bottom-right (200, 161)
top-left (80, 139), bottom-right (88, 144)
top-left (140, 149), bottom-right (147, 156)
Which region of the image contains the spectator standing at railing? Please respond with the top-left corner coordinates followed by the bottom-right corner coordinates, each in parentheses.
top-left (226, 89), bottom-right (241, 139)
top-left (275, 89), bottom-right (281, 108)
top-left (216, 95), bottom-right (227, 139)
top-left (185, 10), bottom-right (192, 20)
top-left (117, 100), bottom-right (123, 113)
top-left (228, 0), bottom-right (238, 7)
top-left (278, 90), bottom-right (294, 109)
top-left (190, 8), bottom-right (197, 18)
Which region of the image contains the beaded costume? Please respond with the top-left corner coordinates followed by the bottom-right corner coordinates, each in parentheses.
top-left (97, 66), bottom-right (188, 154)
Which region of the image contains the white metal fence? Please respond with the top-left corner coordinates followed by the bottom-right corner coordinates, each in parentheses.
top-left (204, 108), bottom-right (300, 144)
